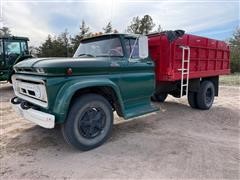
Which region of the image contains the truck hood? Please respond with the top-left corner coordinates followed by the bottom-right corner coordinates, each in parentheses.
top-left (14, 57), bottom-right (112, 76)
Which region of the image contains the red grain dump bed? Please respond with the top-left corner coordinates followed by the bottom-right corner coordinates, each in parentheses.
top-left (148, 33), bottom-right (230, 82)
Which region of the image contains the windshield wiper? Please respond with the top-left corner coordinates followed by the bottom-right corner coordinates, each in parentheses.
top-left (77, 53), bottom-right (95, 57)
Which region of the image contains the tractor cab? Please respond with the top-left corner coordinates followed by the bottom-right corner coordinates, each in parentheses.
top-left (0, 36), bottom-right (31, 81)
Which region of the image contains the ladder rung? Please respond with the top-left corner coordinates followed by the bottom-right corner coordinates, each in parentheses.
top-left (182, 84), bottom-right (188, 87)
top-left (183, 60), bottom-right (189, 62)
top-left (180, 46), bottom-right (190, 50)
top-left (183, 72), bottom-right (188, 75)
top-left (180, 70), bottom-right (189, 73)
top-left (178, 68), bottom-right (188, 71)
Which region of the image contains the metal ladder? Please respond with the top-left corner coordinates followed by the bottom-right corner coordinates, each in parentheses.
top-left (178, 46), bottom-right (190, 97)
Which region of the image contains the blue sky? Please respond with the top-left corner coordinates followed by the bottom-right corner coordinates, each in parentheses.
top-left (1, 0), bottom-right (239, 46)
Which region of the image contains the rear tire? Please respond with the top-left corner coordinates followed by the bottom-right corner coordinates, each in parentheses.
top-left (153, 93), bottom-right (168, 103)
top-left (188, 91), bottom-right (198, 108)
top-left (61, 93), bottom-right (113, 151)
top-left (196, 81), bottom-right (215, 110)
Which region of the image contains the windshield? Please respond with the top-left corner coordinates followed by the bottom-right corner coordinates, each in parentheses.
top-left (73, 37), bottom-right (123, 58)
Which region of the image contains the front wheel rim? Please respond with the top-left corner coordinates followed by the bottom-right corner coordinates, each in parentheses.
top-left (78, 107), bottom-right (106, 139)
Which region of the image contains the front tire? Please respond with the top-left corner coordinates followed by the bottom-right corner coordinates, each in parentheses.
top-left (61, 93), bottom-right (113, 151)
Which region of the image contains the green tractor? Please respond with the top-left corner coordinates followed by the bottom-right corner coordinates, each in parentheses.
top-left (0, 36), bottom-right (32, 82)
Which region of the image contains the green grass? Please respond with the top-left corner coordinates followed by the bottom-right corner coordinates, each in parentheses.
top-left (219, 73), bottom-right (240, 86)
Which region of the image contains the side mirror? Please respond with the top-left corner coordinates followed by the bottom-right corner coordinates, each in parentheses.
top-left (139, 35), bottom-right (149, 59)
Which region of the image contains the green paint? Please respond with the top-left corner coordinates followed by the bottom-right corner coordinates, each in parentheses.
top-left (13, 34), bottom-right (158, 123)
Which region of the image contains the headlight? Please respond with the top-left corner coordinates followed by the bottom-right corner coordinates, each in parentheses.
top-left (38, 85), bottom-right (48, 102)
top-left (35, 68), bottom-right (45, 74)
top-left (31, 85), bottom-right (48, 102)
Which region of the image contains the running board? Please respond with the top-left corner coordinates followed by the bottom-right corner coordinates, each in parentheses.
top-left (123, 102), bottom-right (159, 119)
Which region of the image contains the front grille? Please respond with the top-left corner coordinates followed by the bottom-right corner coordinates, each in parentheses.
top-left (12, 75), bottom-right (48, 108)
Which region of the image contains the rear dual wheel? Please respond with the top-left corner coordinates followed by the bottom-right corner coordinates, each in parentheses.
top-left (61, 94), bottom-right (113, 151)
top-left (188, 91), bottom-right (198, 108)
top-left (188, 81), bottom-right (215, 110)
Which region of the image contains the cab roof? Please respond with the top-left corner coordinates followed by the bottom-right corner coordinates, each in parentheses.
top-left (0, 36), bottom-right (29, 41)
top-left (81, 33), bottom-right (139, 41)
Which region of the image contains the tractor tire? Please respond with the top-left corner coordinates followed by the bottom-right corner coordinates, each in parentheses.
top-left (61, 93), bottom-right (113, 151)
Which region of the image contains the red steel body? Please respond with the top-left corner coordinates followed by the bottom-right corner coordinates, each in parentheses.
top-left (148, 33), bottom-right (230, 82)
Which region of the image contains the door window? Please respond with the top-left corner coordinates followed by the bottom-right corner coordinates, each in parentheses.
top-left (5, 41), bottom-right (21, 56)
top-left (20, 41), bottom-right (28, 54)
top-left (4, 41), bottom-right (21, 66)
top-left (124, 38), bottom-right (139, 59)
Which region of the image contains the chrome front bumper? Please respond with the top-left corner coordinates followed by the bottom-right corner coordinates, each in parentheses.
top-left (11, 98), bottom-right (55, 129)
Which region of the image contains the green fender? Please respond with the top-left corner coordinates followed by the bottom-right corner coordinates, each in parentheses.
top-left (52, 78), bottom-right (125, 123)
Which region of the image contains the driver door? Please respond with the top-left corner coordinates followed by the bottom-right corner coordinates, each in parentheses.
top-left (118, 37), bottom-right (155, 109)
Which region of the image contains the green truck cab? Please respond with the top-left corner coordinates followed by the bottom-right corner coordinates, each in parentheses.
top-left (11, 34), bottom-right (158, 150)
top-left (0, 36), bottom-right (32, 82)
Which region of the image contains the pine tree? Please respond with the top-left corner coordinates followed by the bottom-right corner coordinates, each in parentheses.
top-left (0, 27), bottom-right (11, 37)
top-left (59, 29), bottom-right (73, 57)
top-left (127, 16), bottom-right (141, 34)
top-left (157, 25), bottom-right (163, 32)
top-left (139, 15), bottom-right (155, 34)
top-left (103, 22), bottom-right (113, 33)
top-left (127, 15), bottom-right (155, 34)
top-left (37, 30), bottom-right (73, 57)
top-left (71, 20), bottom-right (90, 52)
top-left (37, 35), bottom-right (53, 57)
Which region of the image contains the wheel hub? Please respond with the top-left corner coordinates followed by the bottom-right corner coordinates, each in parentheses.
top-left (78, 107), bottom-right (106, 139)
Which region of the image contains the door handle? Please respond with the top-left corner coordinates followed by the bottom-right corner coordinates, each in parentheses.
top-left (146, 61), bottom-right (153, 65)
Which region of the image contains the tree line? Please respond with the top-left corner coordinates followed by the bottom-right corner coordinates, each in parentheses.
top-left (0, 14), bottom-right (166, 58)
top-left (35, 15), bottom-right (157, 57)
top-left (0, 14), bottom-right (239, 72)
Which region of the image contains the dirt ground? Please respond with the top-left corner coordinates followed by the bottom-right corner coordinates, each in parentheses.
top-left (0, 83), bottom-right (239, 179)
